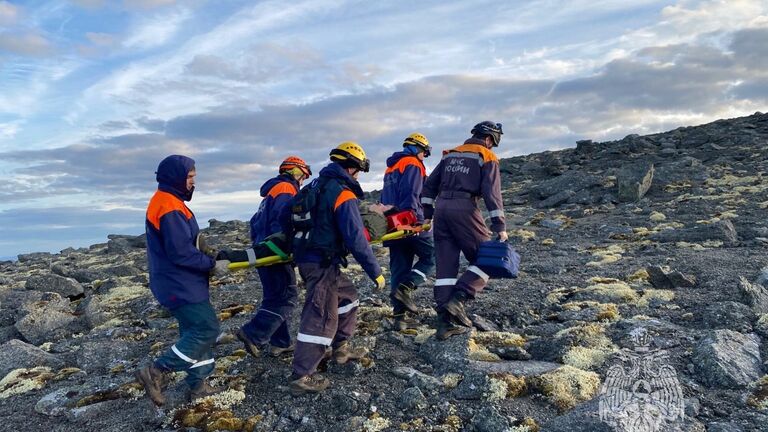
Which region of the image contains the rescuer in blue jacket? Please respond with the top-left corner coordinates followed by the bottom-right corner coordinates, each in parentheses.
top-left (135, 155), bottom-right (229, 406)
top-left (381, 133), bottom-right (435, 330)
top-left (236, 156), bottom-right (311, 358)
top-left (282, 142), bottom-right (386, 396)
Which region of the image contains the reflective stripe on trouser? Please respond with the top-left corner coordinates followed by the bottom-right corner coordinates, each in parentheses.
top-left (388, 235), bottom-right (435, 313)
top-left (241, 263), bottom-right (298, 348)
top-left (292, 262), bottom-right (359, 377)
top-left (433, 199), bottom-right (491, 310)
top-left (154, 300), bottom-right (220, 387)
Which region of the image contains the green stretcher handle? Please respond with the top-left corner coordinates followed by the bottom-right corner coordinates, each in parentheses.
top-left (227, 223), bottom-right (431, 270)
top-left (228, 254), bottom-right (292, 270)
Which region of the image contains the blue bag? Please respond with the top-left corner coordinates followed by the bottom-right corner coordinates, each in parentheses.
top-left (475, 240), bottom-right (520, 279)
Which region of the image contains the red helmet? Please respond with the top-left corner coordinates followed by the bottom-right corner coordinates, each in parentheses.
top-left (279, 156), bottom-right (312, 177)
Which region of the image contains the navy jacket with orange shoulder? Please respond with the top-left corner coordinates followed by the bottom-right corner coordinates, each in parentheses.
top-left (250, 174), bottom-right (300, 245)
top-left (146, 155), bottom-right (215, 309)
top-left (421, 138), bottom-right (506, 233)
top-left (381, 151), bottom-right (427, 223)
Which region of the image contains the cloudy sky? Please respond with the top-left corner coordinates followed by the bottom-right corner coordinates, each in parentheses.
top-left (0, 0), bottom-right (767, 258)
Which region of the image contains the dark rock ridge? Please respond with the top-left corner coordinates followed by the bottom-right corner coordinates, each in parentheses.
top-left (2, 112), bottom-right (768, 430)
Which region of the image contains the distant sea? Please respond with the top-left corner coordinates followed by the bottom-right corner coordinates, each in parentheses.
top-left (0, 256), bottom-right (17, 262)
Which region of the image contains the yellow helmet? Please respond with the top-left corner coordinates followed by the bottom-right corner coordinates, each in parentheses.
top-left (329, 141), bottom-right (371, 172)
top-left (403, 132), bottom-right (431, 157)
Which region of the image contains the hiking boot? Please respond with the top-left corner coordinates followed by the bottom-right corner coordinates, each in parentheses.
top-left (269, 343), bottom-right (295, 357)
top-left (436, 312), bottom-right (469, 341)
top-left (444, 291), bottom-right (472, 327)
top-left (236, 328), bottom-right (263, 358)
top-left (289, 374), bottom-right (330, 396)
top-left (333, 341), bottom-right (369, 365)
top-left (393, 313), bottom-right (419, 331)
top-left (393, 281), bottom-right (418, 313)
top-left (134, 364), bottom-right (166, 406)
top-left (188, 381), bottom-right (224, 402)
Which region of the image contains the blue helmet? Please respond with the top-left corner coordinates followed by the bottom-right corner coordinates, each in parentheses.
top-left (471, 121), bottom-right (503, 147)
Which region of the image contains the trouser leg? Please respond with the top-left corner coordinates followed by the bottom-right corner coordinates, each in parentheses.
top-left (453, 208), bottom-right (492, 299)
top-left (410, 235), bottom-right (435, 285)
top-left (388, 241), bottom-right (416, 313)
top-left (292, 263), bottom-right (338, 377)
top-left (242, 264), bottom-right (298, 348)
top-left (433, 223), bottom-right (460, 311)
top-left (333, 270), bottom-right (359, 347)
top-left (155, 301), bottom-right (220, 388)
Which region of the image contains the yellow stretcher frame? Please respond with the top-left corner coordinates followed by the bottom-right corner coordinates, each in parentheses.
top-left (228, 224), bottom-right (431, 270)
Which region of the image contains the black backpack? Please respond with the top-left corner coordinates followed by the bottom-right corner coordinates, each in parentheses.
top-left (289, 177), bottom-right (346, 263)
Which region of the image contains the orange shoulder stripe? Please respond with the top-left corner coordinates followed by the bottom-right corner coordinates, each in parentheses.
top-left (146, 190), bottom-right (192, 230)
top-left (268, 182), bottom-right (298, 198)
top-left (334, 189), bottom-right (357, 211)
top-left (449, 144), bottom-right (499, 163)
top-left (385, 157), bottom-right (426, 177)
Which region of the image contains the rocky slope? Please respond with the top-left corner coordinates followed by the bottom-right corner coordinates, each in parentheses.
top-left (3, 112), bottom-right (768, 431)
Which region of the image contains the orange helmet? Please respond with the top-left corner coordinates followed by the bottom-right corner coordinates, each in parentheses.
top-left (279, 156), bottom-right (312, 177)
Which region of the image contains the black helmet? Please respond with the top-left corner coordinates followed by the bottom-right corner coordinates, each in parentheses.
top-left (471, 121), bottom-right (503, 147)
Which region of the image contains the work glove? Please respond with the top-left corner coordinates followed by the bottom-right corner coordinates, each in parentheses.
top-left (495, 231), bottom-right (509, 242)
top-left (211, 260), bottom-right (231, 278)
top-left (195, 234), bottom-right (217, 258)
top-left (374, 274), bottom-right (386, 291)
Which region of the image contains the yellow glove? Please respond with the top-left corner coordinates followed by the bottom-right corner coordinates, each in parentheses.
top-left (374, 275), bottom-right (386, 291)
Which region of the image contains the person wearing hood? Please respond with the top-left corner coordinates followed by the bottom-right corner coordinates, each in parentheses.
top-left (136, 155), bottom-right (229, 406)
top-left (234, 156), bottom-right (312, 358)
top-left (380, 133), bottom-right (435, 331)
top-left (281, 142), bottom-right (385, 396)
top-left (421, 122), bottom-right (508, 340)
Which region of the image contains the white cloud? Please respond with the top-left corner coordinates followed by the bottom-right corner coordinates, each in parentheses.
top-left (86, 32), bottom-right (116, 46)
top-left (0, 32), bottom-right (53, 56)
top-left (0, 120), bottom-right (20, 140)
top-left (0, 1), bottom-right (18, 25)
top-left (122, 8), bottom-right (190, 49)
top-left (123, 0), bottom-right (176, 10)
top-left (70, 0), bottom-right (105, 9)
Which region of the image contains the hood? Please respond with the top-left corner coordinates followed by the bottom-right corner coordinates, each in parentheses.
top-left (156, 155), bottom-right (195, 201)
top-left (386, 151), bottom-right (418, 168)
top-left (319, 162), bottom-right (365, 198)
top-left (260, 174), bottom-right (299, 197)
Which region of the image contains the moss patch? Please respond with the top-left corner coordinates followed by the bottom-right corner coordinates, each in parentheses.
top-left (636, 289), bottom-right (675, 308)
top-left (585, 245), bottom-right (624, 267)
top-left (170, 389), bottom-right (247, 431)
top-left (510, 229), bottom-right (536, 241)
top-left (531, 365), bottom-right (600, 411)
top-left (468, 339), bottom-right (501, 362)
top-left (0, 367), bottom-right (54, 399)
top-left (472, 331), bottom-right (526, 348)
top-left (490, 373), bottom-right (527, 398)
top-left (363, 414), bottom-right (391, 432)
top-left (748, 375), bottom-right (768, 410)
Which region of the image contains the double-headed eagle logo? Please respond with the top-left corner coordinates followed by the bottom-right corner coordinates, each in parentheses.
top-left (599, 327), bottom-right (684, 432)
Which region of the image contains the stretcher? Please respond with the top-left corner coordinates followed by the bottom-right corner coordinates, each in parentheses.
top-left (227, 223), bottom-right (430, 270)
